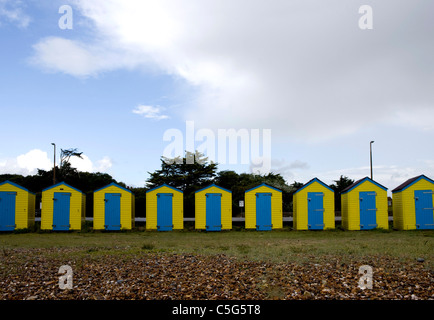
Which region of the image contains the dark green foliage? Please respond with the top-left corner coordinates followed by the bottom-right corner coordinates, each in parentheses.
top-left (131, 187), bottom-right (146, 218)
top-left (146, 150), bottom-right (218, 191)
top-left (329, 175), bottom-right (355, 212)
top-left (146, 151), bottom-right (218, 217)
top-left (214, 170), bottom-right (295, 215)
top-left (0, 148), bottom-right (355, 220)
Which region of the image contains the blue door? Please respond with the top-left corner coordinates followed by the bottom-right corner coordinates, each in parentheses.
top-left (0, 192), bottom-right (16, 231)
top-left (256, 193), bottom-right (272, 231)
top-left (359, 191), bottom-right (377, 230)
top-left (415, 190), bottom-right (434, 230)
top-left (206, 193), bottom-right (221, 231)
top-left (157, 193), bottom-right (173, 231)
top-left (308, 192), bottom-right (324, 230)
top-left (53, 192), bottom-right (71, 231)
top-left (105, 193), bottom-right (121, 230)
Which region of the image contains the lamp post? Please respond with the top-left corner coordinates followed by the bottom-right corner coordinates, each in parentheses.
top-left (370, 141), bottom-right (374, 180)
top-left (51, 143), bottom-right (56, 185)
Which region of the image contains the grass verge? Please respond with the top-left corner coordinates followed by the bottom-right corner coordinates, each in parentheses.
top-left (1, 229), bottom-right (433, 268)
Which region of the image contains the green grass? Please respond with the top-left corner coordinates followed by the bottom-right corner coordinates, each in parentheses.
top-left (1, 228), bottom-right (433, 267)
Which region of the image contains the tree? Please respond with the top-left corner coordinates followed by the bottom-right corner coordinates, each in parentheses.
top-left (60, 148), bottom-right (83, 167)
top-left (288, 181), bottom-right (304, 192)
top-left (146, 150), bottom-right (218, 216)
top-left (58, 148), bottom-right (84, 181)
top-left (329, 175), bottom-right (355, 212)
top-left (329, 175), bottom-right (354, 191)
top-left (214, 171), bottom-right (293, 215)
top-left (147, 151), bottom-right (217, 191)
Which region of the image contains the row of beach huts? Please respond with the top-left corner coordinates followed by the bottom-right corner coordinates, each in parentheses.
top-left (0, 175), bottom-right (433, 232)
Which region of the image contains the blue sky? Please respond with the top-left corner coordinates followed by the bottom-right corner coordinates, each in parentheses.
top-left (1, 0), bottom-right (433, 192)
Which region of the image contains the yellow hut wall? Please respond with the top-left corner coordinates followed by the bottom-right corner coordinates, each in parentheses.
top-left (27, 193), bottom-right (36, 229)
top-left (393, 179), bottom-right (434, 230)
top-left (94, 185), bottom-right (135, 230)
top-left (146, 186), bottom-right (183, 230)
top-left (293, 181), bottom-right (334, 230)
top-left (392, 191), bottom-right (404, 230)
top-left (195, 186), bottom-right (232, 230)
top-left (245, 185), bottom-right (282, 229)
top-left (0, 183), bottom-right (35, 229)
top-left (341, 180), bottom-right (388, 230)
top-left (131, 194), bottom-right (135, 229)
top-left (341, 192), bottom-right (349, 230)
top-left (41, 184), bottom-right (85, 230)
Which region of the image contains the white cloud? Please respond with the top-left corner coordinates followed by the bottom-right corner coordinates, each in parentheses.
top-left (388, 107), bottom-right (434, 132)
top-left (95, 156), bottom-right (113, 172)
top-left (0, 0), bottom-right (31, 28)
top-left (30, 37), bottom-right (113, 78)
top-left (68, 154), bottom-right (113, 173)
top-left (132, 105), bottom-right (169, 120)
top-left (30, 0), bottom-right (434, 141)
top-left (16, 149), bottom-right (52, 172)
top-left (252, 158), bottom-right (309, 180)
top-left (29, 35), bottom-right (150, 78)
top-left (68, 154), bottom-right (93, 172)
top-left (0, 149), bottom-right (52, 175)
top-left (0, 149), bottom-right (113, 175)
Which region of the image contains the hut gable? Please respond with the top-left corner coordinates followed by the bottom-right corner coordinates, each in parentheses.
top-left (0, 180), bottom-right (35, 231)
top-left (146, 184), bottom-right (183, 231)
top-left (392, 175), bottom-right (434, 230)
top-left (293, 178), bottom-right (334, 230)
top-left (41, 182), bottom-right (85, 231)
top-left (245, 183), bottom-right (282, 230)
top-left (94, 182), bottom-right (135, 230)
top-left (340, 177), bottom-right (388, 230)
top-left (195, 184), bottom-right (232, 231)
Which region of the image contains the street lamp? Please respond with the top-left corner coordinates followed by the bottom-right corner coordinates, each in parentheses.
top-left (51, 143), bottom-right (56, 185)
top-left (370, 141), bottom-right (374, 180)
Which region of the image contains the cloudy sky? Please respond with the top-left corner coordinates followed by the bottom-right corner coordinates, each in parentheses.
top-left (0, 0), bottom-right (433, 192)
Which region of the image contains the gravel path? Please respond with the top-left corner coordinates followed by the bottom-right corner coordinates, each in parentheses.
top-left (1, 248), bottom-right (433, 300)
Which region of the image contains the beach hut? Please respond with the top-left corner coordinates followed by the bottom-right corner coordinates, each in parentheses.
top-left (0, 181), bottom-right (35, 231)
top-left (195, 184), bottom-right (232, 231)
top-left (245, 183), bottom-right (282, 230)
top-left (146, 184), bottom-right (183, 231)
top-left (93, 182), bottom-right (135, 231)
top-left (41, 182), bottom-right (85, 231)
top-left (341, 177), bottom-right (388, 230)
top-left (392, 175), bottom-right (434, 230)
top-left (293, 178), bottom-right (335, 230)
